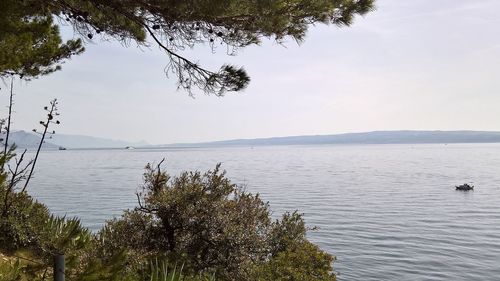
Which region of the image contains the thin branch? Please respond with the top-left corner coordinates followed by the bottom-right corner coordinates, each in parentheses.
top-left (10, 254), bottom-right (45, 265)
top-left (2, 149), bottom-right (30, 217)
top-left (3, 76), bottom-right (14, 156)
top-left (136, 192), bottom-right (159, 213)
top-left (22, 99), bottom-right (58, 192)
top-left (155, 157), bottom-right (165, 185)
top-left (144, 26), bottom-right (211, 74)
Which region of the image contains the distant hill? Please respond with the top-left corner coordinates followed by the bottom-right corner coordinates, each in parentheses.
top-left (5, 130), bottom-right (500, 150)
top-left (0, 131), bottom-right (58, 149)
top-left (158, 131), bottom-right (500, 147)
top-left (0, 131), bottom-right (148, 149)
top-left (49, 134), bottom-right (148, 149)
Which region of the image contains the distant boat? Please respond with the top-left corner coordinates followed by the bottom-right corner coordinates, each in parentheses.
top-left (456, 183), bottom-right (474, 191)
top-left (125, 146), bottom-right (135, 150)
top-left (58, 146), bottom-right (66, 151)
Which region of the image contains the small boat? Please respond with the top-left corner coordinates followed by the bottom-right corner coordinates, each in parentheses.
top-left (125, 146), bottom-right (135, 150)
top-left (58, 146), bottom-right (66, 150)
top-left (456, 183), bottom-right (474, 191)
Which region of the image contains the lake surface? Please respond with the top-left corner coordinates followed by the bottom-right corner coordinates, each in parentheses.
top-left (28, 144), bottom-right (500, 280)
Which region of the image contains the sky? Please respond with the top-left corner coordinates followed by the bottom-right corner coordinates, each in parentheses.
top-left (2, 0), bottom-right (500, 144)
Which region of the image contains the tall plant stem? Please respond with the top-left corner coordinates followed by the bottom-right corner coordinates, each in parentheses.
top-left (22, 100), bottom-right (56, 192)
top-left (3, 77), bottom-right (14, 156)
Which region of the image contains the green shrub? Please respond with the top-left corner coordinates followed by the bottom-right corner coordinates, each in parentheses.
top-left (97, 163), bottom-right (336, 281)
top-left (252, 241), bottom-right (336, 281)
top-left (0, 188), bottom-right (50, 252)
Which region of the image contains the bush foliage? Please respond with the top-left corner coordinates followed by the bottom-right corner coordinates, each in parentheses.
top-left (95, 162), bottom-right (336, 280)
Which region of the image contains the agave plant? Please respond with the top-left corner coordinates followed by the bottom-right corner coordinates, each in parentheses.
top-left (145, 259), bottom-right (216, 281)
top-left (148, 259), bottom-right (183, 281)
top-left (40, 215), bottom-right (91, 254)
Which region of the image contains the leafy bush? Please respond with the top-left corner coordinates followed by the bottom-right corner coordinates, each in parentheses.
top-left (97, 163), bottom-right (336, 281)
top-left (0, 186), bottom-right (50, 252)
top-left (252, 241), bottom-right (336, 281)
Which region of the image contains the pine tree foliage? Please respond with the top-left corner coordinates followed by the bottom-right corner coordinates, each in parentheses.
top-left (0, 0), bottom-right (84, 79)
top-left (1, 0), bottom-right (375, 94)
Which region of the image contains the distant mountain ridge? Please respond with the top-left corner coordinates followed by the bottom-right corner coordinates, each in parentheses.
top-left (159, 131), bottom-right (500, 147)
top-left (49, 133), bottom-right (148, 149)
top-left (0, 131), bottom-right (58, 149)
top-left (1, 131), bottom-right (147, 149)
top-left (4, 130), bottom-right (500, 150)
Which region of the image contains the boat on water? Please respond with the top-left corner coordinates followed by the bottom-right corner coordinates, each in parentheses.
top-left (58, 146), bottom-right (66, 151)
top-left (125, 146), bottom-right (135, 150)
top-left (456, 183), bottom-right (474, 191)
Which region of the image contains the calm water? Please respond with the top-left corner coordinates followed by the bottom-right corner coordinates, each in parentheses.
top-left (28, 144), bottom-right (500, 280)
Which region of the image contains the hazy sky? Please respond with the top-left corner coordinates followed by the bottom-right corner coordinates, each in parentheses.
top-left (2, 0), bottom-right (500, 144)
